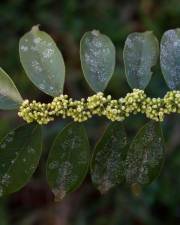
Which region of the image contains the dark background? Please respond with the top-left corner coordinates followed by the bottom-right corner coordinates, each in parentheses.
top-left (0, 0), bottom-right (180, 224)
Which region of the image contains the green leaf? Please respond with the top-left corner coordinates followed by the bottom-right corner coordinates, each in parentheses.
top-left (80, 30), bottom-right (116, 92)
top-left (0, 68), bottom-right (23, 110)
top-left (47, 122), bottom-right (90, 201)
top-left (19, 25), bottom-right (65, 96)
top-left (0, 124), bottom-right (42, 196)
top-left (91, 122), bottom-right (128, 194)
top-left (125, 121), bottom-right (165, 186)
top-left (123, 31), bottom-right (159, 90)
top-left (160, 29), bottom-right (180, 90)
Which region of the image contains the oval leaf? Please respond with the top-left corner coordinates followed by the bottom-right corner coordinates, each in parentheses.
top-left (160, 29), bottom-right (180, 90)
top-left (0, 124), bottom-right (42, 196)
top-left (0, 68), bottom-right (23, 110)
top-left (125, 121), bottom-right (165, 186)
top-left (19, 25), bottom-right (65, 96)
top-left (47, 122), bottom-right (90, 201)
top-left (91, 122), bottom-right (128, 194)
top-left (80, 30), bottom-right (115, 92)
top-left (123, 31), bottom-right (159, 90)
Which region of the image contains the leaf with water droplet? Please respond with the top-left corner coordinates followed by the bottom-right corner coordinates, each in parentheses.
top-left (0, 68), bottom-right (23, 110)
top-left (19, 25), bottom-right (65, 96)
top-left (123, 31), bottom-right (159, 90)
top-left (125, 121), bottom-right (165, 186)
top-left (91, 122), bottom-right (128, 194)
top-left (160, 29), bottom-right (180, 90)
top-left (0, 124), bottom-right (42, 196)
top-left (80, 30), bottom-right (116, 92)
top-left (47, 122), bottom-right (90, 201)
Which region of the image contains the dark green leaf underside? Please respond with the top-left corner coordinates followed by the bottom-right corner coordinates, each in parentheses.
top-left (125, 121), bottom-right (165, 186)
top-left (47, 122), bottom-right (90, 201)
top-left (0, 123), bottom-right (42, 196)
top-left (91, 122), bottom-right (128, 193)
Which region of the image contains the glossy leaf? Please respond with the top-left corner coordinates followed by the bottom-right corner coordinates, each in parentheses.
top-left (160, 29), bottom-right (180, 90)
top-left (0, 124), bottom-right (42, 196)
top-left (125, 121), bottom-right (165, 186)
top-left (19, 25), bottom-right (65, 96)
top-left (47, 122), bottom-right (90, 201)
top-left (123, 31), bottom-right (159, 89)
top-left (80, 30), bottom-right (115, 92)
top-left (91, 122), bottom-right (128, 194)
top-left (0, 68), bottom-right (23, 110)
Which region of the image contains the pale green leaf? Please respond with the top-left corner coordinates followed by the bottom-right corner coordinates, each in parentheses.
top-left (47, 122), bottom-right (90, 201)
top-left (80, 30), bottom-right (115, 92)
top-left (0, 68), bottom-right (23, 110)
top-left (0, 124), bottom-right (42, 196)
top-left (19, 25), bottom-right (65, 96)
top-left (123, 31), bottom-right (159, 89)
top-left (160, 29), bottom-right (180, 90)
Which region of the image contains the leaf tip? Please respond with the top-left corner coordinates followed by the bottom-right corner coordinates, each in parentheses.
top-left (31, 24), bottom-right (41, 33)
top-left (91, 30), bottom-right (101, 36)
top-left (131, 183), bottom-right (142, 197)
top-left (98, 178), bottom-right (114, 194)
top-left (145, 30), bottom-right (153, 34)
top-left (53, 188), bottom-right (66, 202)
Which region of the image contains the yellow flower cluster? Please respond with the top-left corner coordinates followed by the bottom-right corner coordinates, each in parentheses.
top-left (18, 89), bottom-right (180, 125)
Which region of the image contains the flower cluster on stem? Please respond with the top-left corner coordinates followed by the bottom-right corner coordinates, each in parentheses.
top-left (18, 89), bottom-right (180, 125)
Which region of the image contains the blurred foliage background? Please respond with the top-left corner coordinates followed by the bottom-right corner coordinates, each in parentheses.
top-left (0, 0), bottom-right (180, 224)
